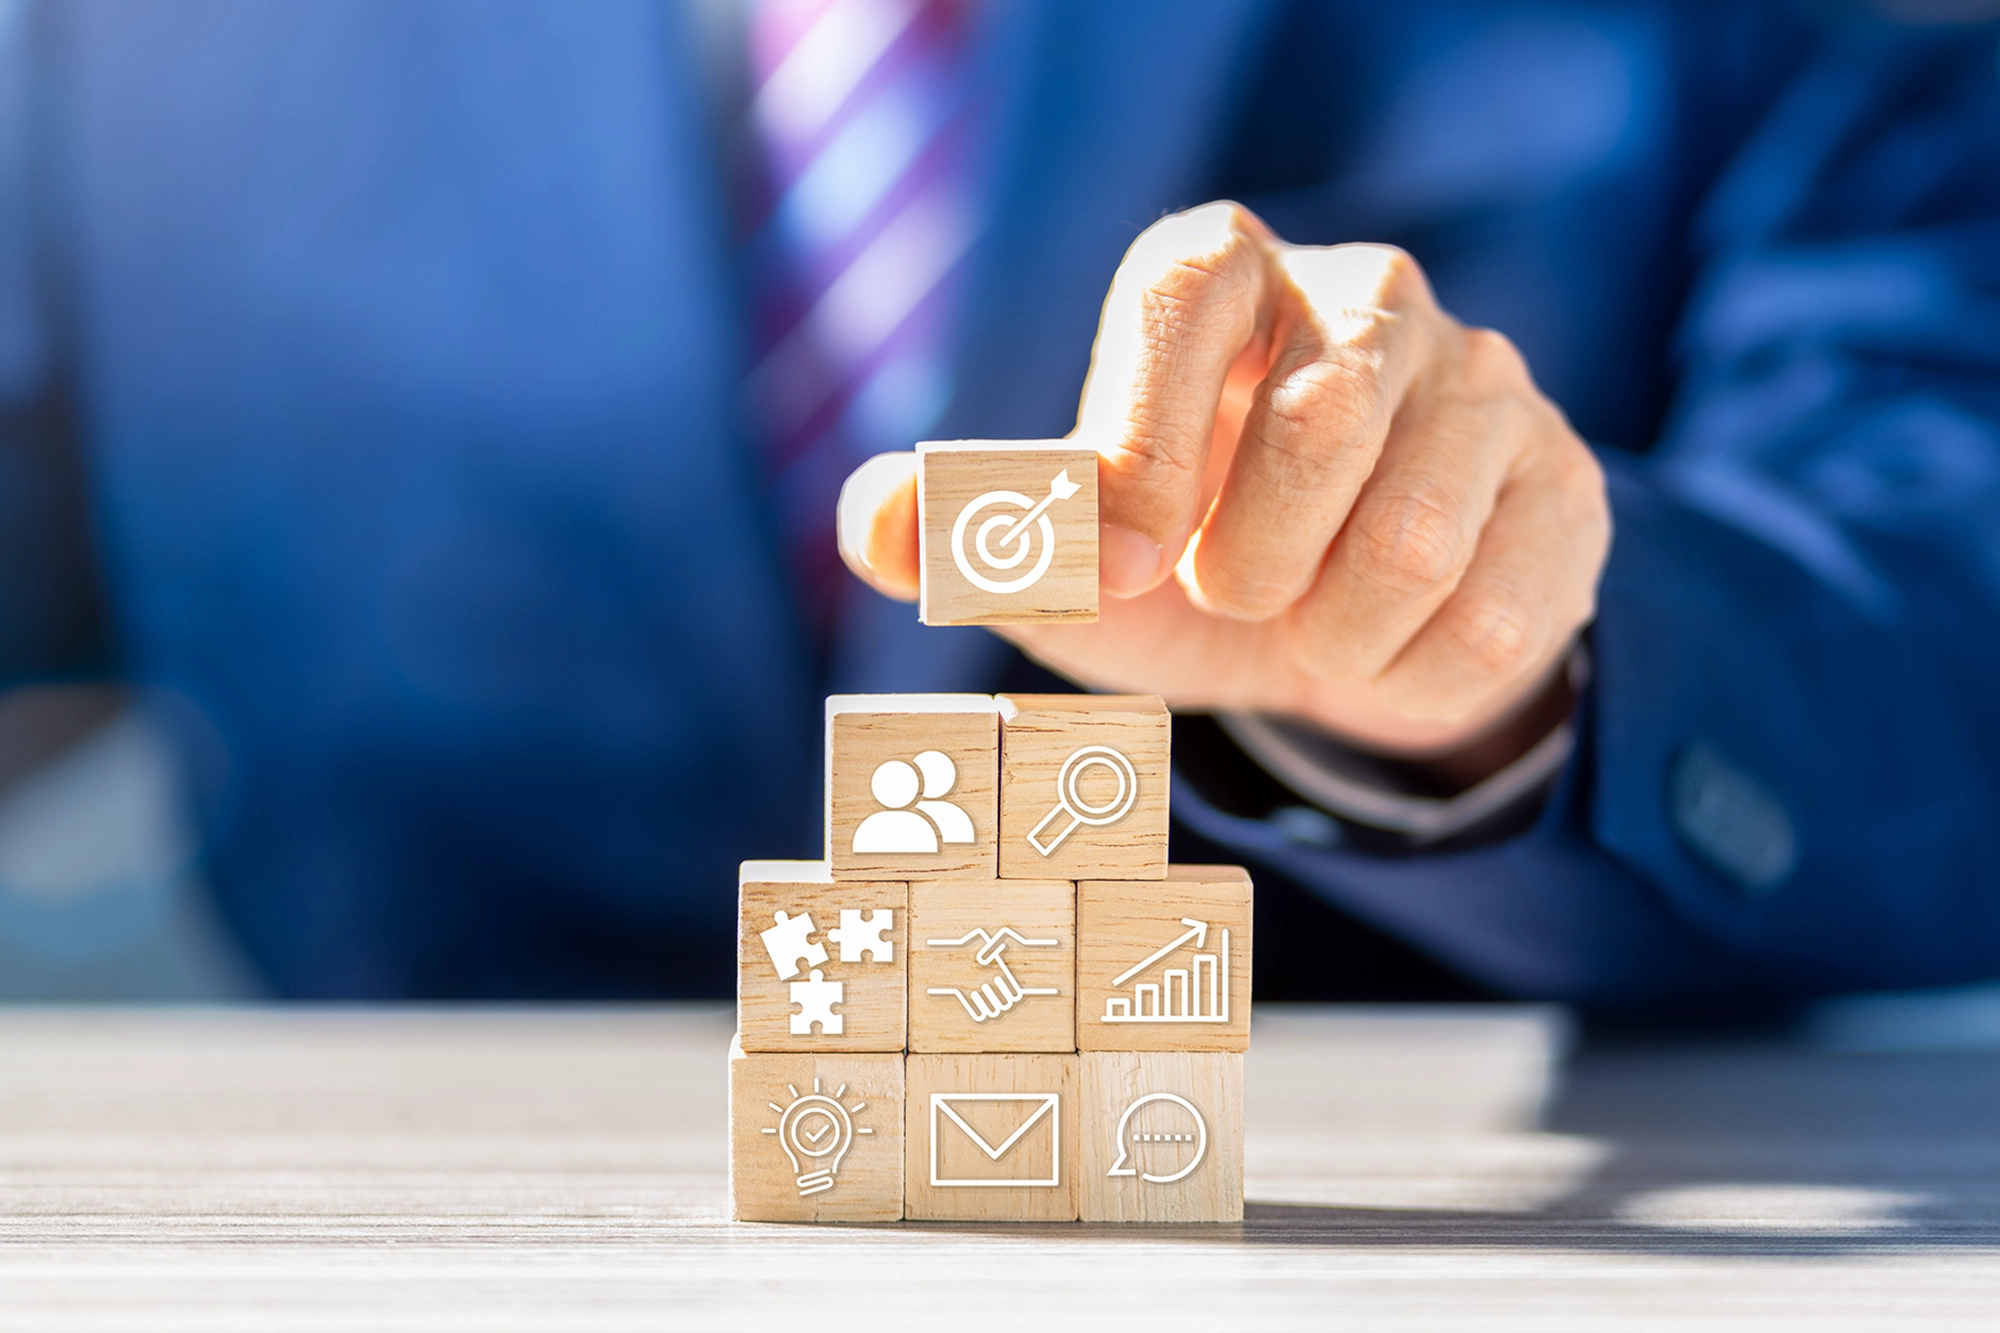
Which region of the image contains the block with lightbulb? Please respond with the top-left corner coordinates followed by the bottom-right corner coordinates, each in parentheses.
top-left (728, 1038), bottom-right (906, 1223)
top-left (728, 684), bottom-right (1253, 1226)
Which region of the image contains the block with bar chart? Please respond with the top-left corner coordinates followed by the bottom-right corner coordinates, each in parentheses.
top-left (1077, 868), bottom-right (1252, 1054)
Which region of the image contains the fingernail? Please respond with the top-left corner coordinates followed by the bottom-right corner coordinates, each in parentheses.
top-left (1100, 523), bottom-right (1164, 598)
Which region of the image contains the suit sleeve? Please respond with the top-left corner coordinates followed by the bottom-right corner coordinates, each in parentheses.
top-left (1178, 27), bottom-right (2000, 1005)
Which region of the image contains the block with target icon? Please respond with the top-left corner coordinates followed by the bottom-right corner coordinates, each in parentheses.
top-left (916, 439), bottom-right (1098, 627)
top-left (997, 693), bottom-right (1170, 881)
top-left (738, 861), bottom-right (907, 1052)
top-left (828, 695), bottom-right (999, 882)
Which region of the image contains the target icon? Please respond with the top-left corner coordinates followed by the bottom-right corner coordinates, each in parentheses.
top-left (950, 469), bottom-right (1081, 595)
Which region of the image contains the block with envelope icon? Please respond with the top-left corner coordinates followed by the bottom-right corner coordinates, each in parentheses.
top-left (904, 1052), bottom-right (1080, 1221)
top-left (730, 680), bottom-right (1255, 1226)
top-left (996, 693), bottom-right (1170, 881)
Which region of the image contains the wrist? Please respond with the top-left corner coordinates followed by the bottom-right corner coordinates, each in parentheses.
top-left (1217, 641), bottom-right (1589, 846)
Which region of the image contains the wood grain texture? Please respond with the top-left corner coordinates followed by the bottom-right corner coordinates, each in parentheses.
top-left (738, 864), bottom-right (906, 1052)
top-left (827, 696), bottom-right (999, 881)
top-left (1077, 866), bottom-right (1252, 1052)
top-left (4, 1007), bottom-right (2000, 1330)
top-left (907, 879), bottom-right (1076, 1053)
top-left (917, 440), bottom-right (1098, 626)
top-left (997, 693), bottom-right (1170, 880)
top-left (1079, 1051), bottom-right (1243, 1222)
top-left (904, 1052), bottom-right (1079, 1221)
top-left (729, 1039), bottom-right (905, 1222)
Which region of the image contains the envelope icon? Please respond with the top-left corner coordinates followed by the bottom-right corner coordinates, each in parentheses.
top-left (929, 1092), bottom-right (1061, 1187)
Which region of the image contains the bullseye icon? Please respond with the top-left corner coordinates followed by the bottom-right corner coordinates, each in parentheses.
top-left (950, 469), bottom-right (1081, 595)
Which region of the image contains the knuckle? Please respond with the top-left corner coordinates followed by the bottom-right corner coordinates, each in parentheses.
top-left (1125, 202), bottom-right (1261, 302)
top-left (1282, 602), bottom-right (1361, 682)
top-left (1344, 492), bottom-right (1466, 597)
top-left (1460, 326), bottom-right (1529, 391)
top-left (1264, 349), bottom-right (1388, 445)
top-left (1444, 591), bottom-right (1539, 677)
top-left (1197, 542), bottom-right (1309, 621)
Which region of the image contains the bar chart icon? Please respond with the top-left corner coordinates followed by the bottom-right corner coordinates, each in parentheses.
top-left (1100, 918), bottom-right (1228, 1024)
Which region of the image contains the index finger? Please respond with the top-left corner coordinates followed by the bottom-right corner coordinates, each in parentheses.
top-left (1074, 202), bottom-right (1280, 595)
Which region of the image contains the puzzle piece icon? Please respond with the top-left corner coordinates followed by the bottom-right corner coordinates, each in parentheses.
top-left (788, 970), bottom-right (844, 1035)
top-left (827, 908), bottom-right (894, 964)
top-left (760, 910), bottom-right (827, 981)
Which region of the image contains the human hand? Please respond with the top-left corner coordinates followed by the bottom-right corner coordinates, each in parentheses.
top-left (837, 202), bottom-right (1609, 760)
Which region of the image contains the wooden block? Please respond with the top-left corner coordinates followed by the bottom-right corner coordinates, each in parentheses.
top-left (908, 879), bottom-right (1075, 1054)
top-left (1078, 1051), bottom-right (1243, 1222)
top-left (904, 1053), bottom-right (1079, 1221)
top-left (827, 695), bottom-right (999, 882)
top-left (997, 693), bottom-right (1170, 881)
top-left (917, 439), bottom-right (1098, 626)
top-left (738, 862), bottom-right (906, 1052)
top-left (1076, 866), bottom-right (1252, 1053)
top-left (729, 1036), bottom-right (906, 1222)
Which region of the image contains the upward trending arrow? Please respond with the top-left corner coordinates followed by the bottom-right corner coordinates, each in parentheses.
top-left (1109, 918), bottom-right (1211, 989)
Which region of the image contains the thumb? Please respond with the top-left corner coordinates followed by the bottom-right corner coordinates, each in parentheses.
top-left (835, 452), bottom-right (921, 601)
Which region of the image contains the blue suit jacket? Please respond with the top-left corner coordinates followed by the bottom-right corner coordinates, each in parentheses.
top-left (3, 1), bottom-right (1997, 1002)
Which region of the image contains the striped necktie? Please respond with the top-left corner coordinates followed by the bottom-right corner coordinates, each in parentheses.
top-left (742, 0), bottom-right (982, 636)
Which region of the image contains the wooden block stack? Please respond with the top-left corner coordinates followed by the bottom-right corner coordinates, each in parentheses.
top-left (730, 447), bottom-right (1252, 1225)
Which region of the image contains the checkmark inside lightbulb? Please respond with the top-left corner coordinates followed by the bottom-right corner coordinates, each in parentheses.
top-left (762, 1077), bottom-right (876, 1197)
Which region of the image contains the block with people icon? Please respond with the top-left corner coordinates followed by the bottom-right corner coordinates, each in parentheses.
top-left (827, 695), bottom-right (999, 881)
top-left (731, 688), bottom-right (1253, 1225)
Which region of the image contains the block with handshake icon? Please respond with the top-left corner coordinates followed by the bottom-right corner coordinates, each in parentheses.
top-left (732, 685), bottom-right (1253, 1226)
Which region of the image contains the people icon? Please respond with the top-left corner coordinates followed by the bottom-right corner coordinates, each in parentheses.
top-left (852, 750), bottom-right (975, 853)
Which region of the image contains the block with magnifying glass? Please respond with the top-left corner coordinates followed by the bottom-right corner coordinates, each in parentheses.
top-left (729, 1036), bottom-right (907, 1223)
top-left (828, 694), bottom-right (999, 882)
top-left (996, 693), bottom-right (1170, 881)
top-left (916, 439), bottom-right (1099, 626)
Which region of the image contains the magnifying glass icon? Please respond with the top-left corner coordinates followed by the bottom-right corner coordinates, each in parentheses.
top-left (1027, 745), bottom-right (1139, 856)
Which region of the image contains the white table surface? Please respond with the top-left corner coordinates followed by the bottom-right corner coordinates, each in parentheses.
top-left (1, 1004), bottom-right (1996, 1330)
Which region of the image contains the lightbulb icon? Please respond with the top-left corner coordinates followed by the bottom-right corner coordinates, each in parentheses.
top-left (763, 1077), bottom-right (874, 1196)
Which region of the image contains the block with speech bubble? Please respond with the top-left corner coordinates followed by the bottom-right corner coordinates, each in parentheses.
top-left (1078, 1051), bottom-right (1243, 1223)
top-left (916, 440), bottom-right (1098, 626)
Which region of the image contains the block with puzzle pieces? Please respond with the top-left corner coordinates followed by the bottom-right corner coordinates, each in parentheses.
top-left (738, 862), bottom-right (907, 1052)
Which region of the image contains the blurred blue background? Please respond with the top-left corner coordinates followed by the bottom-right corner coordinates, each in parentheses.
top-left (3, 0), bottom-right (2000, 1013)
